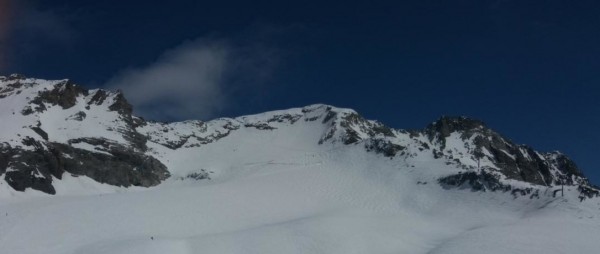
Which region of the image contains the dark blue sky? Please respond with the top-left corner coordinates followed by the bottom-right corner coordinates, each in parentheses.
top-left (2, 0), bottom-right (599, 184)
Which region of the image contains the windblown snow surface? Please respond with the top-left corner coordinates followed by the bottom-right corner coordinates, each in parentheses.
top-left (0, 86), bottom-right (598, 253)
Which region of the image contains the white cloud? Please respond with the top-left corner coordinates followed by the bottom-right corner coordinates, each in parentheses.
top-left (104, 39), bottom-right (231, 121)
top-left (104, 23), bottom-right (289, 121)
top-left (104, 23), bottom-right (293, 121)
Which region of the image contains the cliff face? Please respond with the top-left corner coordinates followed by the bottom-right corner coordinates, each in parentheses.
top-left (424, 116), bottom-right (585, 186)
top-left (0, 75), bottom-right (169, 194)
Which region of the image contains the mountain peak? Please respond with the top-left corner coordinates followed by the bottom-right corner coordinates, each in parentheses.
top-left (0, 73), bottom-right (27, 81)
top-left (426, 116), bottom-right (487, 138)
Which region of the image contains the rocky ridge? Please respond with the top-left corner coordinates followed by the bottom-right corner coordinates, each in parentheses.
top-left (0, 74), bottom-right (597, 199)
top-left (0, 74), bottom-right (169, 194)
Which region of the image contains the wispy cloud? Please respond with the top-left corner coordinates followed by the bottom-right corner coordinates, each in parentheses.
top-left (105, 39), bottom-right (230, 121)
top-left (104, 32), bottom-right (283, 121)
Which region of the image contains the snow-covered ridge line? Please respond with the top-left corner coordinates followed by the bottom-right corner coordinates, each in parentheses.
top-left (0, 74), bottom-right (597, 199)
top-left (141, 102), bottom-right (592, 187)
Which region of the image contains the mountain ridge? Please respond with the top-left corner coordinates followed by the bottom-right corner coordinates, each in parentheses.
top-left (0, 74), bottom-right (597, 199)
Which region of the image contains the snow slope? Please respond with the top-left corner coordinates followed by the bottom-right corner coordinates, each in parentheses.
top-left (1, 143), bottom-right (598, 254)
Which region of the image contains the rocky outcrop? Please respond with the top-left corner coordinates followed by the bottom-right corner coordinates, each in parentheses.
top-left (54, 138), bottom-right (169, 187)
top-left (108, 91), bottom-right (133, 115)
top-left (438, 171), bottom-right (545, 199)
top-left (578, 185), bottom-right (600, 200)
top-left (3, 138), bottom-right (65, 194)
top-left (365, 139), bottom-right (405, 157)
top-left (30, 80), bottom-right (87, 111)
top-left (425, 116), bottom-right (486, 142)
top-left (438, 171), bottom-right (511, 192)
top-left (0, 75), bottom-right (171, 195)
top-left (0, 136), bottom-right (170, 194)
top-left (425, 116), bottom-right (586, 187)
top-left (318, 107), bottom-right (396, 145)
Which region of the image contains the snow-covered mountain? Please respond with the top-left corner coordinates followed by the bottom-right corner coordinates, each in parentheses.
top-left (0, 74), bottom-right (595, 197)
top-left (1, 74), bottom-right (599, 254)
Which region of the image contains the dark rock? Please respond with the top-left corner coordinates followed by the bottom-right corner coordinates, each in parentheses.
top-left (5, 171), bottom-right (56, 194)
top-left (8, 73), bottom-right (26, 80)
top-left (442, 171), bottom-right (537, 200)
top-left (426, 116), bottom-right (585, 187)
top-left (54, 139), bottom-right (169, 187)
top-left (343, 129), bottom-right (361, 145)
top-left (432, 149), bottom-right (444, 159)
top-left (371, 124), bottom-right (395, 137)
top-left (244, 123), bottom-right (276, 130)
top-left (108, 91), bottom-right (133, 115)
top-left (179, 169), bottom-right (211, 181)
top-left (132, 117), bottom-right (147, 128)
top-left (222, 121), bottom-right (240, 131)
top-left (0, 143), bottom-right (13, 175)
top-left (30, 80), bottom-right (85, 110)
top-left (1, 136), bottom-right (169, 194)
top-left (121, 128), bottom-right (149, 152)
top-left (578, 185), bottom-right (600, 201)
top-left (332, 112), bottom-right (395, 144)
top-left (88, 90), bottom-right (108, 106)
top-left (546, 152), bottom-right (583, 184)
top-left (3, 139), bottom-right (62, 194)
top-left (163, 137), bottom-right (190, 150)
top-left (511, 188), bottom-right (532, 199)
top-left (31, 127), bottom-right (49, 140)
top-left (438, 171), bottom-right (512, 192)
top-left (322, 111), bottom-right (337, 123)
top-left (365, 139), bottom-right (405, 157)
top-left (318, 125), bottom-right (337, 145)
top-left (340, 113), bottom-right (364, 129)
top-left (267, 114), bottom-right (301, 124)
top-left (425, 116), bottom-right (485, 140)
top-left (66, 111), bottom-right (87, 121)
top-left (21, 106), bottom-right (34, 115)
top-left (0, 78), bottom-right (25, 98)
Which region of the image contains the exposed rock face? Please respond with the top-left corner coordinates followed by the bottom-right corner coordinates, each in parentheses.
top-left (108, 92), bottom-right (133, 115)
top-left (439, 171), bottom-right (512, 192)
top-left (318, 106), bottom-right (396, 145)
top-left (1, 138), bottom-right (169, 194)
top-left (0, 75), bottom-right (170, 195)
top-left (312, 111), bottom-right (594, 196)
top-left (316, 113), bottom-right (589, 190)
top-left (424, 116), bottom-right (585, 187)
top-left (2, 139), bottom-right (60, 194)
top-left (30, 80), bottom-right (87, 111)
top-left (365, 139), bottom-right (405, 157)
top-left (425, 116), bottom-right (486, 140)
top-left (88, 89), bottom-right (108, 106)
top-left (54, 139), bottom-right (168, 187)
